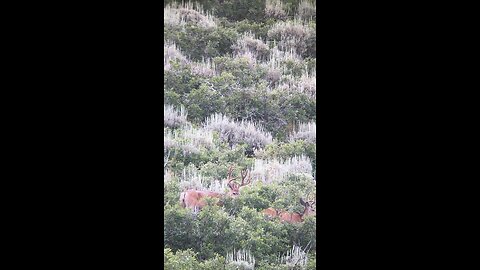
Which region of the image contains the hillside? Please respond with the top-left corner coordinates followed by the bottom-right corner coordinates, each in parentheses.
top-left (164, 1), bottom-right (317, 269)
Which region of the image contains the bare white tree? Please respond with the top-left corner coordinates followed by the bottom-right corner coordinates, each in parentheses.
top-left (290, 121), bottom-right (316, 143)
top-left (226, 249), bottom-right (256, 270)
top-left (280, 245), bottom-right (309, 269)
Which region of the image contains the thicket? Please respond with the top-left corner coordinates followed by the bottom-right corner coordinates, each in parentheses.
top-left (164, 1), bottom-right (317, 269)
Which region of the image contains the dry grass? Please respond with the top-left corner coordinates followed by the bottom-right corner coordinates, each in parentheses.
top-left (290, 121), bottom-right (316, 143)
top-left (164, 42), bottom-right (188, 71)
top-left (296, 0), bottom-right (316, 20)
top-left (178, 165), bottom-right (227, 193)
top-left (204, 113), bottom-right (273, 149)
top-left (265, 0), bottom-right (288, 20)
top-left (164, 104), bottom-right (188, 128)
top-left (180, 124), bottom-right (214, 151)
top-left (164, 123), bottom-right (215, 156)
top-left (164, 1), bottom-right (216, 28)
top-left (268, 19), bottom-right (314, 54)
top-left (249, 155), bottom-right (313, 184)
top-left (190, 57), bottom-right (217, 77)
top-left (164, 129), bottom-right (178, 151)
top-left (232, 32), bottom-right (270, 60)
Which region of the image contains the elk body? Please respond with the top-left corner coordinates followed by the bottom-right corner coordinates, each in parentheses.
top-left (180, 166), bottom-right (251, 211)
top-left (262, 207), bottom-right (280, 219)
top-left (262, 197), bottom-right (316, 223)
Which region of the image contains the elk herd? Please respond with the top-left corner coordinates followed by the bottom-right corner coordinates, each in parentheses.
top-left (179, 165), bottom-right (316, 223)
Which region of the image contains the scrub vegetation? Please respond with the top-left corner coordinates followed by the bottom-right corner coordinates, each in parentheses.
top-left (164, 1), bottom-right (317, 268)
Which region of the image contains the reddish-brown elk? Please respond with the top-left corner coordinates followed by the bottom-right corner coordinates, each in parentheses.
top-left (179, 165), bottom-right (251, 211)
top-left (262, 196), bottom-right (316, 223)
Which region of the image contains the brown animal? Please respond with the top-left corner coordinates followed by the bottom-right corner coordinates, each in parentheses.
top-left (180, 165), bottom-right (251, 211)
top-left (262, 196), bottom-right (316, 223)
top-left (262, 207), bottom-right (281, 219)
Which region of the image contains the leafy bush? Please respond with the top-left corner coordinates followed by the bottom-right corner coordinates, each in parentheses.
top-left (164, 248), bottom-right (226, 270)
top-left (164, 23), bottom-right (239, 61)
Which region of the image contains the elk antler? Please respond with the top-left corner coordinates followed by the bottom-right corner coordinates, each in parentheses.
top-left (305, 191), bottom-right (316, 206)
top-left (227, 165), bottom-right (237, 189)
top-left (239, 169), bottom-right (251, 187)
top-left (164, 150), bottom-right (171, 169)
top-left (299, 198), bottom-right (306, 206)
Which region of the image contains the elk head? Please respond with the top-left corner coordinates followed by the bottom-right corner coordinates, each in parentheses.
top-left (299, 192), bottom-right (316, 218)
top-left (226, 165), bottom-right (251, 198)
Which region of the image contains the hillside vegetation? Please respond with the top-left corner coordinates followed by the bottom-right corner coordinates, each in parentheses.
top-left (164, 1), bottom-right (317, 269)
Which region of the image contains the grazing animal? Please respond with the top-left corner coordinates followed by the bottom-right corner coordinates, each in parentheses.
top-left (262, 207), bottom-right (281, 219)
top-left (262, 196), bottom-right (316, 223)
top-left (180, 165), bottom-right (252, 211)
